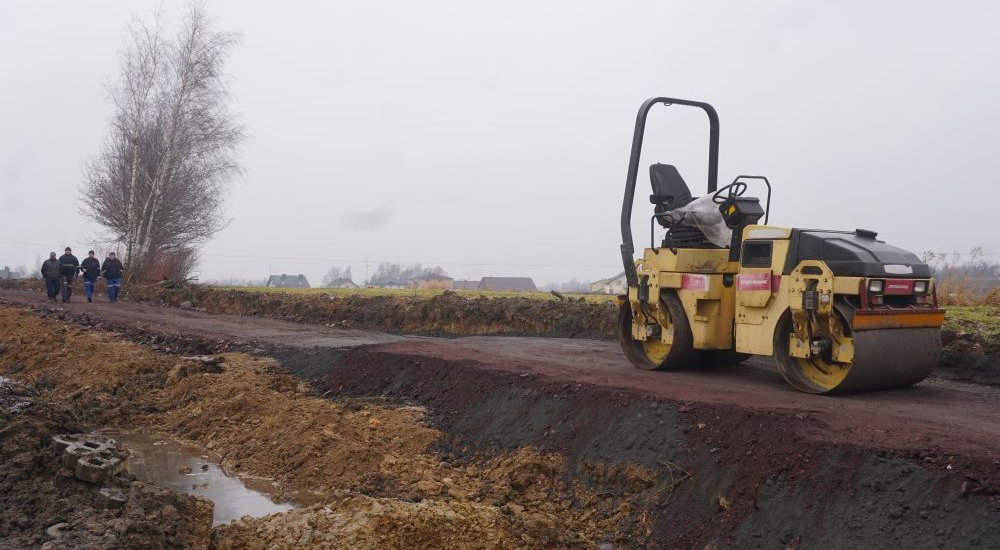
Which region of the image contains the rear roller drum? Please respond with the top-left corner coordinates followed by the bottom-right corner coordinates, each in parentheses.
top-left (618, 292), bottom-right (695, 370)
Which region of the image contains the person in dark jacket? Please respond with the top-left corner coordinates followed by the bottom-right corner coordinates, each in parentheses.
top-left (58, 247), bottom-right (80, 303)
top-left (80, 250), bottom-right (101, 303)
top-left (40, 252), bottom-right (61, 302)
top-left (101, 252), bottom-right (125, 303)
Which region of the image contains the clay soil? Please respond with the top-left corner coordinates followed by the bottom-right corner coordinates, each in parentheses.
top-left (1, 289), bottom-right (999, 548)
top-left (0, 308), bottom-right (668, 548)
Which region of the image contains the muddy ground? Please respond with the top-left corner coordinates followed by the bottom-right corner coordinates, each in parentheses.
top-left (1, 291), bottom-right (998, 548)
top-left (0, 308), bottom-right (666, 548)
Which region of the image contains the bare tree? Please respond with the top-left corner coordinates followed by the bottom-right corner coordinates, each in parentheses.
top-left (81, 4), bottom-right (243, 282)
top-left (322, 266), bottom-right (354, 287)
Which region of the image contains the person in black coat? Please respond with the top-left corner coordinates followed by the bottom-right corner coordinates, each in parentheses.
top-left (58, 247), bottom-right (79, 303)
top-left (80, 250), bottom-right (101, 303)
top-left (101, 252), bottom-right (125, 303)
top-left (40, 252), bottom-right (61, 302)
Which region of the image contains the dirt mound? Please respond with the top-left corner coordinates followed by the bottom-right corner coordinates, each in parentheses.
top-left (0, 307), bottom-right (668, 547)
top-left (212, 495), bottom-right (586, 549)
top-left (127, 285), bottom-right (618, 339)
top-left (3, 302), bottom-right (999, 548)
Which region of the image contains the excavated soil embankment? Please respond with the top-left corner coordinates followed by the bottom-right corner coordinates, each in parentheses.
top-left (299, 347), bottom-right (1000, 549)
top-left (2, 301), bottom-right (997, 548)
top-left (127, 284), bottom-right (618, 339)
top-left (0, 308), bottom-right (673, 548)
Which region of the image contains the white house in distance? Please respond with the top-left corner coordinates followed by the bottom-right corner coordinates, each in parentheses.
top-left (590, 272), bottom-right (627, 294)
top-left (265, 274), bottom-right (311, 288)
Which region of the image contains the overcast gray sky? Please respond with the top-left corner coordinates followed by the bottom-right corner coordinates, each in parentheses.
top-left (2, 0), bottom-right (998, 286)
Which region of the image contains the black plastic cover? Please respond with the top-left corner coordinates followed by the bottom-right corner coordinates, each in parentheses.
top-left (782, 229), bottom-right (931, 277)
top-left (649, 164), bottom-right (693, 208)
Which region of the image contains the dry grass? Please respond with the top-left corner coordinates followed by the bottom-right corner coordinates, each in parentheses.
top-left (935, 272), bottom-right (1000, 306)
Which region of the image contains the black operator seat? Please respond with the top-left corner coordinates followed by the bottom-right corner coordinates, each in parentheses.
top-left (650, 163), bottom-right (695, 229)
top-left (649, 163), bottom-right (694, 211)
top-left (649, 163), bottom-right (718, 249)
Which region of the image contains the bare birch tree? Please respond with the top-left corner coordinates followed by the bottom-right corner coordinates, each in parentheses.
top-left (81, 4), bottom-right (242, 282)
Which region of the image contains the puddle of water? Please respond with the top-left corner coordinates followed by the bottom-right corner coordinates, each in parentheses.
top-left (113, 432), bottom-right (295, 525)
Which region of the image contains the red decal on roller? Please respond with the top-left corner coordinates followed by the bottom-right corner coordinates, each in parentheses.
top-left (736, 273), bottom-right (771, 291)
top-left (884, 279), bottom-right (914, 295)
top-left (681, 274), bottom-right (709, 291)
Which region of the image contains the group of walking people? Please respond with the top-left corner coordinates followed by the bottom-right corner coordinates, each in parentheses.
top-left (40, 247), bottom-right (124, 304)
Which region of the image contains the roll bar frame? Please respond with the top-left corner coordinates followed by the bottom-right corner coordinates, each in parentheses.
top-left (619, 97), bottom-right (720, 287)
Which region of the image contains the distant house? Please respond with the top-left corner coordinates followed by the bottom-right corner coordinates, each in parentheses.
top-left (452, 280), bottom-right (479, 290)
top-left (478, 277), bottom-right (537, 292)
top-left (325, 278), bottom-right (359, 289)
top-left (590, 272), bottom-right (627, 295)
top-left (368, 279), bottom-right (408, 290)
top-left (410, 275), bottom-right (454, 290)
top-left (265, 274), bottom-right (311, 288)
top-left (0, 266), bottom-right (12, 280)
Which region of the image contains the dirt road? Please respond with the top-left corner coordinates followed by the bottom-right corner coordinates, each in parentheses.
top-left (2, 288), bottom-right (996, 460)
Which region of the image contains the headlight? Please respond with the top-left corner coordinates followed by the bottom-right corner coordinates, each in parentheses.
top-left (913, 281), bottom-right (927, 294)
top-left (868, 280), bottom-right (884, 293)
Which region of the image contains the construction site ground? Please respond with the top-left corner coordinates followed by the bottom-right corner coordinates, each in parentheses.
top-left (0, 287), bottom-right (998, 549)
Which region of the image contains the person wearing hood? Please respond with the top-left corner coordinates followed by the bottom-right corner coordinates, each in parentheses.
top-left (58, 247), bottom-right (80, 303)
top-left (80, 250), bottom-right (101, 303)
top-left (40, 252), bottom-right (61, 303)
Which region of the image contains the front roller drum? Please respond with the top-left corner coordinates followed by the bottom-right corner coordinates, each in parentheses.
top-left (774, 314), bottom-right (941, 394)
top-left (618, 293), bottom-right (695, 370)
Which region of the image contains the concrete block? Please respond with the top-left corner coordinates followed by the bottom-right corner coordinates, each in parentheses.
top-left (52, 434), bottom-right (82, 453)
top-left (55, 434), bottom-right (128, 482)
top-left (62, 445), bottom-right (95, 469)
top-left (74, 455), bottom-right (122, 484)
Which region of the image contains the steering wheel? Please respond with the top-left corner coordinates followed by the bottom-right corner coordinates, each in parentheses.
top-left (712, 181), bottom-right (748, 204)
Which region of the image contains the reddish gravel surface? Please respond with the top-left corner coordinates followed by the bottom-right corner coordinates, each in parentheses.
top-left (0, 290), bottom-right (1000, 458)
top-left (2, 288), bottom-right (996, 460)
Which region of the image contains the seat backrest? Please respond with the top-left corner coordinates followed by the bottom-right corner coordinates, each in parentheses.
top-left (649, 163), bottom-right (693, 209)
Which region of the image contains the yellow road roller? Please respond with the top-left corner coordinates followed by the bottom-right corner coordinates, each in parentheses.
top-left (618, 97), bottom-right (944, 394)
